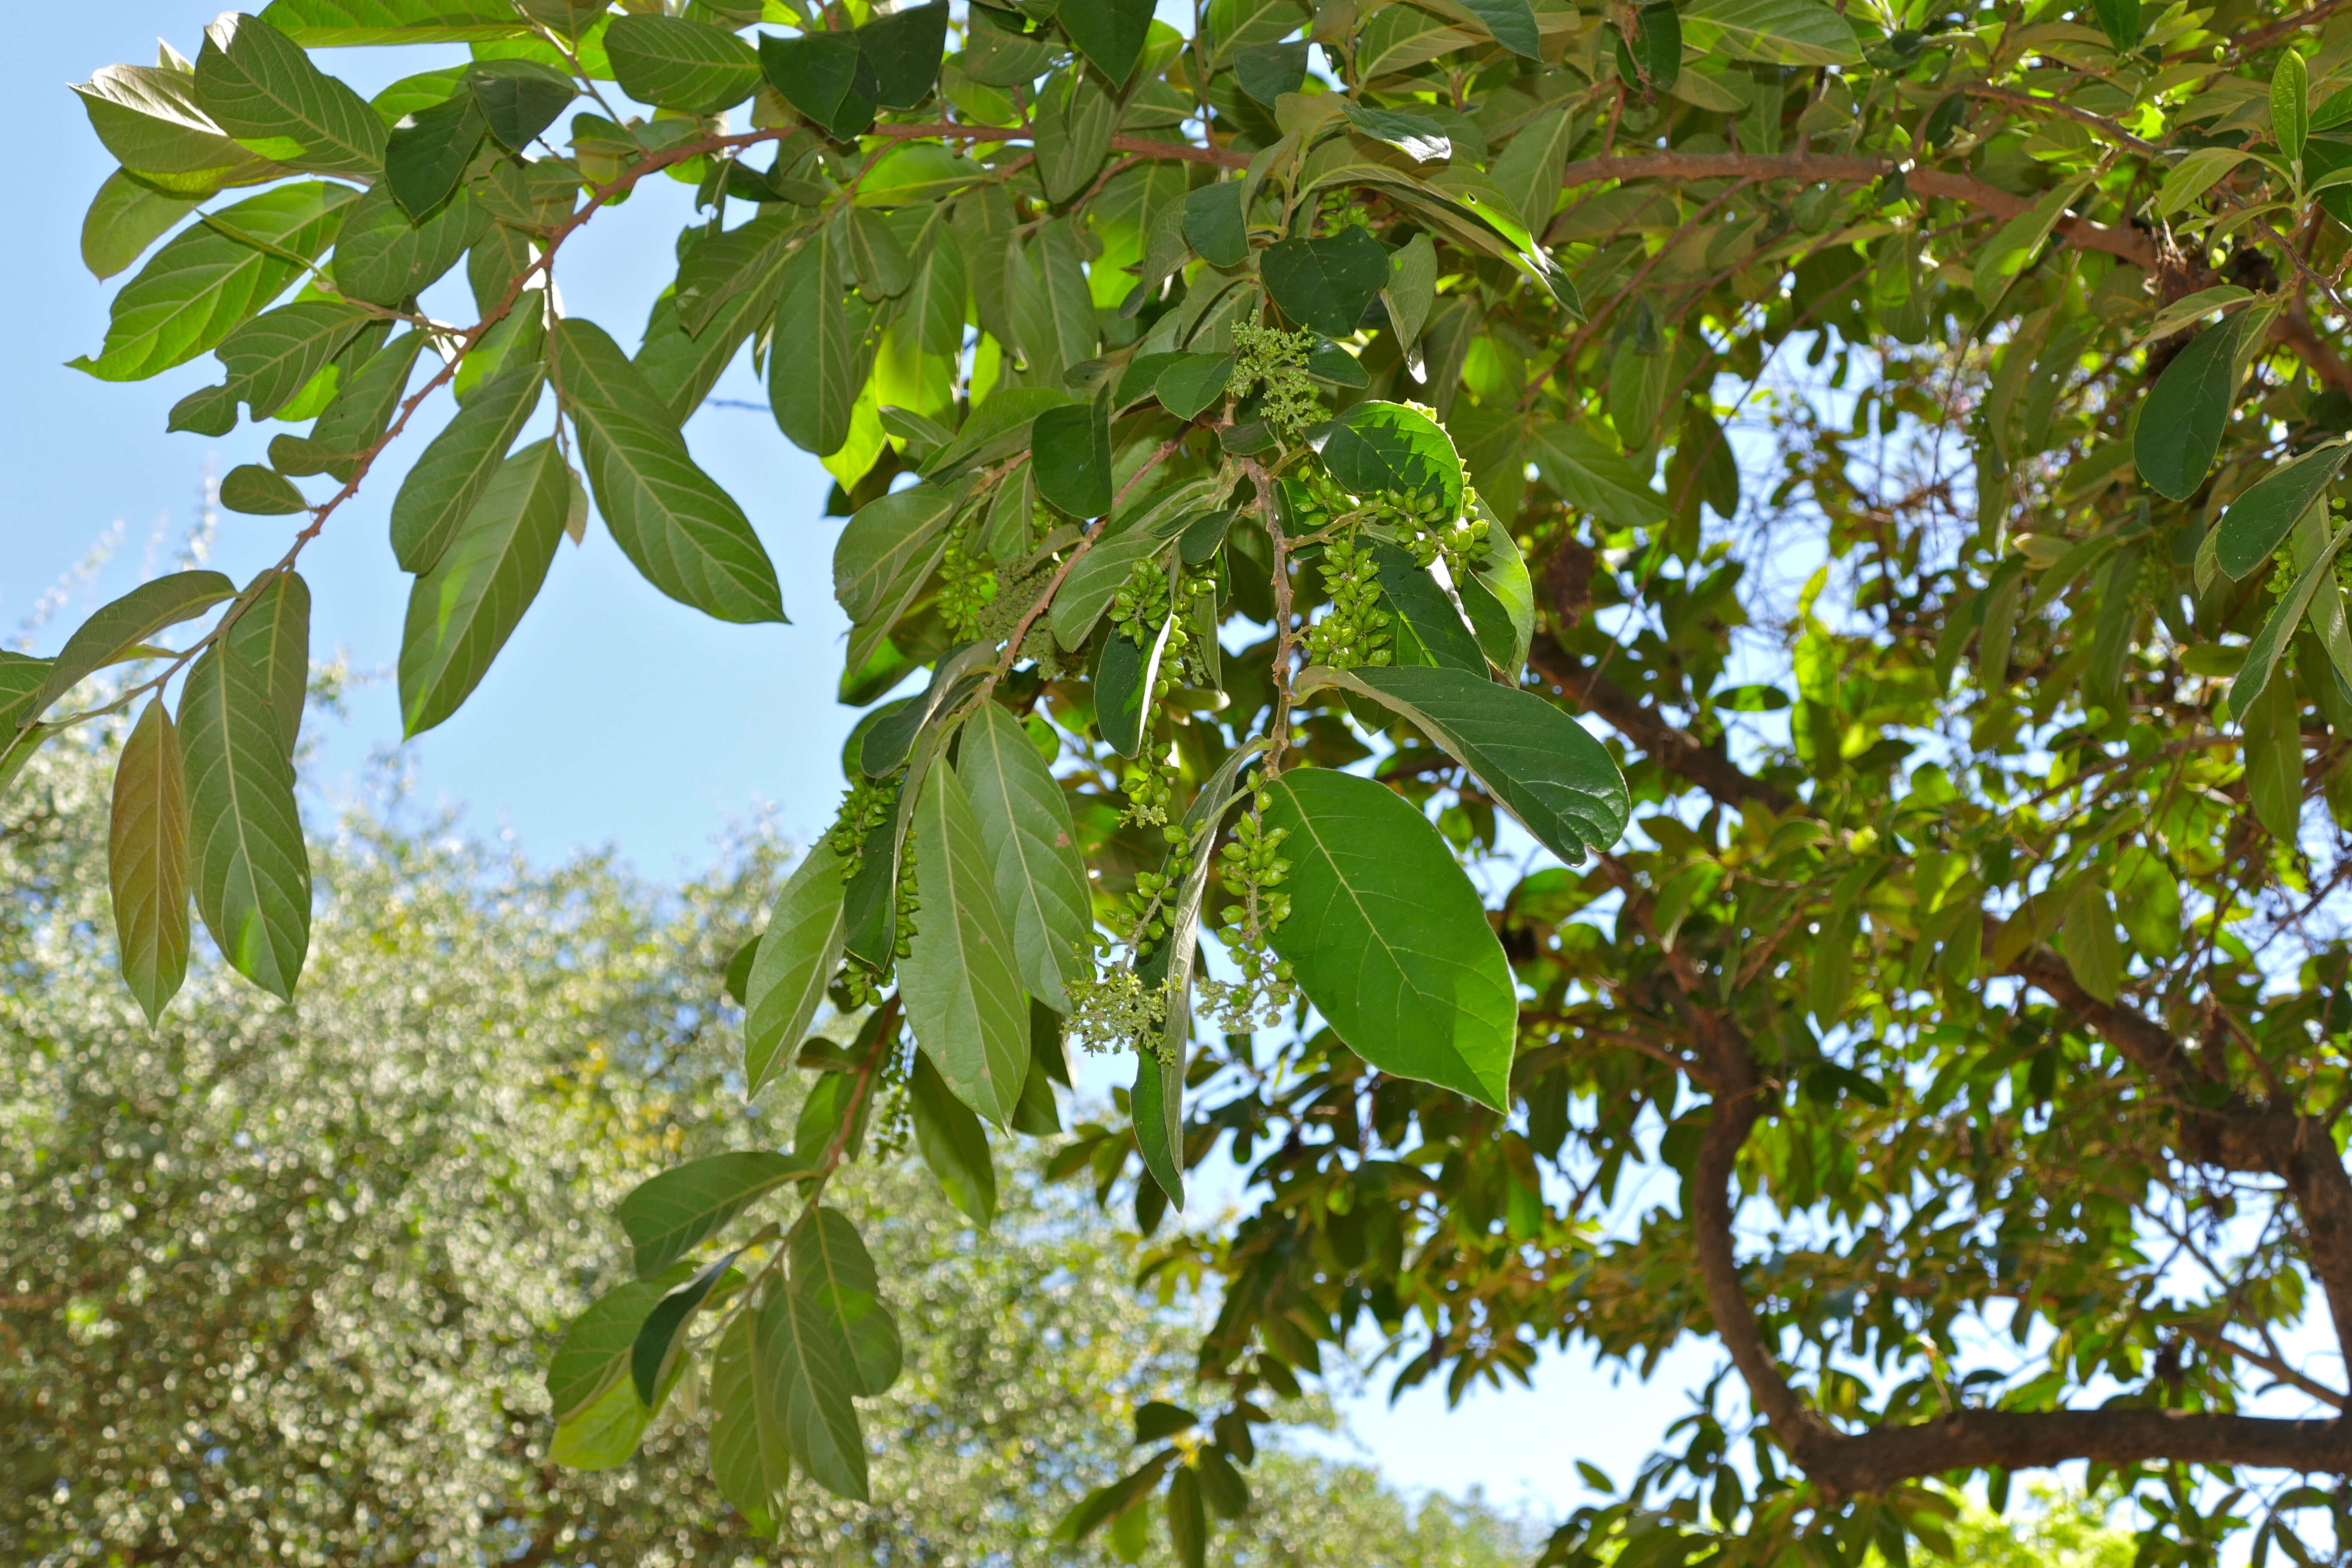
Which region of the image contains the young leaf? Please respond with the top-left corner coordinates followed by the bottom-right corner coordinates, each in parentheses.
top-left (179, 571), bottom-right (312, 1000)
top-left (616, 1149), bottom-right (815, 1279)
top-left (1261, 768), bottom-right (1518, 1109)
top-left (556, 320), bottom-right (787, 624)
top-left (911, 1049), bottom-right (1000, 1226)
top-left (754, 1272), bottom-right (871, 1503)
top-left (1320, 399), bottom-right (1465, 518)
top-left (2136, 311), bottom-right (2263, 501)
top-left (397, 438), bottom-right (570, 737)
top-left (389, 355), bottom-right (546, 574)
top-left (1302, 665), bottom-right (1631, 862)
top-left (744, 841), bottom-right (848, 1096)
top-left (710, 1313), bottom-right (792, 1536)
top-left (900, 754), bottom-right (1031, 1127)
top-left (789, 1207), bottom-right (903, 1396)
top-left (2276, 49), bottom-right (2309, 166)
top-left (109, 698), bottom-right (192, 1026)
top-left (2217, 440), bottom-right (2352, 579)
top-left (1058, 0), bottom-right (1154, 84)
top-left (1262, 226), bottom-right (1390, 337)
top-left (1032, 395), bottom-right (1114, 518)
top-left (957, 702), bottom-right (1093, 1014)
top-left (606, 12), bottom-right (763, 113)
top-left (193, 13), bottom-right (386, 176)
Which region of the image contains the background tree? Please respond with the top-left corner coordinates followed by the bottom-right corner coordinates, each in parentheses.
top-left (19, 0), bottom-right (2352, 1560)
top-left (0, 726), bottom-right (1533, 1566)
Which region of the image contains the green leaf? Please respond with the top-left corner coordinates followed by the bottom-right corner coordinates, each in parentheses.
top-left (958, 703), bottom-right (1094, 1014)
top-left (1463, 502), bottom-right (1534, 673)
top-left (2277, 49), bottom-right (2310, 165)
top-left (606, 13), bottom-right (763, 113)
top-left (2092, 0), bottom-right (2144, 50)
top-left (770, 221), bottom-right (874, 456)
top-left (1382, 232), bottom-right (1439, 355)
top-left (1318, 398), bottom-right (1463, 517)
top-left (1342, 101), bottom-right (1452, 162)
top-left (109, 699), bottom-right (192, 1026)
top-left (301, 328), bottom-right (425, 476)
top-left (1486, 106), bottom-right (1580, 236)
top-left (74, 64), bottom-right (289, 197)
top-left (0, 656), bottom-right (52, 736)
top-left (217, 299), bottom-right (372, 421)
top-left (2230, 514), bottom-right (2352, 712)
top-left (389, 355), bottom-right (546, 574)
top-left (470, 59), bottom-right (577, 149)
top-left (1131, 1032), bottom-right (1185, 1207)
top-left (1376, 543), bottom-right (1485, 672)
top-left (545, 1262), bottom-right (693, 1423)
top-left (34, 570), bottom-right (236, 718)
top-left (384, 90), bottom-right (486, 218)
top-left (923, 386), bottom-right (1076, 479)
top-left (844, 206), bottom-right (913, 300)
top-left (1005, 221), bottom-right (1098, 381)
top-left (901, 754), bottom-right (1031, 1126)
top-left (257, 0), bottom-right (536, 45)
top-left (1678, 0), bottom-right (1862, 64)
top-left (789, 1207), bottom-right (902, 1396)
top-left (220, 465), bottom-right (309, 515)
top-left (677, 208), bottom-right (804, 334)
top-left (835, 484), bottom-right (957, 624)
top-left (1033, 395), bottom-right (1115, 518)
top-left (1182, 182), bottom-right (1250, 269)
top-left (1059, 0), bottom-right (1154, 84)
top-left (1528, 421), bottom-right (1669, 528)
top-left (193, 13), bottom-right (386, 177)
top-left (1013, 1001), bottom-right (1068, 1134)
top-left (2136, 310), bottom-right (2265, 501)
top-left (1169, 1465), bottom-right (1209, 1568)
top-left (1051, 509), bottom-right (1189, 648)
top-left (1262, 226), bottom-right (1390, 337)
top-left (1455, 0), bottom-right (1542, 55)
top-left (1617, 1), bottom-right (1683, 91)
top-left (859, 1), bottom-right (950, 108)
top-left (2217, 441), bottom-right (2352, 579)
top-left (911, 1048), bottom-right (1000, 1226)
top-left (556, 319), bottom-right (787, 624)
top-left (1234, 40), bottom-right (1309, 104)
top-left (710, 1313), bottom-right (791, 1536)
top-left (550, 1375), bottom-right (649, 1470)
top-left (1261, 768), bottom-right (1517, 1109)
top-left (760, 31), bottom-right (878, 141)
top-left (1056, 1451), bottom-right (1182, 1543)
top-left (1096, 618), bottom-right (1169, 756)
top-left (331, 178), bottom-right (486, 307)
top-left (72, 181), bottom-right (355, 382)
top-left (180, 572), bottom-right (312, 1000)
top-left (617, 1150), bottom-right (814, 1279)
top-left (754, 1271), bottom-right (870, 1502)
top-left (398, 438), bottom-right (570, 737)
top-left (630, 1254), bottom-right (738, 1403)
top-left (1305, 665), bottom-right (1630, 861)
top-left (81, 171), bottom-right (201, 282)
top-left (744, 842), bottom-right (848, 1096)
top-left (1035, 67), bottom-right (1117, 204)
top-left (1156, 353), bottom-right (1234, 421)
top-left (2244, 671), bottom-right (2305, 841)
top-left (636, 275), bottom-right (783, 426)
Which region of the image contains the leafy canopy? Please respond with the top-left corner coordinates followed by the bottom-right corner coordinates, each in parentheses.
top-left (32, 0), bottom-right (2352, 1559)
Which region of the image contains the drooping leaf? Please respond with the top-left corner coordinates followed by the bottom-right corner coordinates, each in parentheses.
top-left (2136, 307), bottom-right (2264, 502)
top-left (545, 1262), bottom-right (694, 1424)
top-left (616, 1149), bottom-right (815, 1279)
top-left (629, 1254), bottom-right (739, 1404)
top-left (958, 703), bottom-right (1093, 1014)
top-left (677, 207), bottom-right (804, 334)
top-left (2230, 514), bottom-right (2352, 713)
top-left (789, 1207), bottom-right (903, 1396)
top-left (389, 356), bottom-right (546, 574)
top-left (770, 220), bottom-right (873, 456)
top-left (556, 319), bottom-right (787, 624)
top-left (754, 1271), bottom-right (871, 1503)
top-left (193, 13), bottom-right (386, 176)
top-left (1131, 1035), bottom-right (1185, 1208)
top-left (2217, 440), bottom-right (2351, 579)
top-left (109, 699), bottom-right (192, 1026)
top-left (1261, 768), bottom-right (1518, 1109)
top-left (179, 571), bottom-right (312, 1000)
top-left (900, 753), bottom-right (1031, 1127)
top-left (1262, 226), bottom-right (1390, 337)
top-left (910, 1048), bottom-right (999, 1226)
top-left (1034, 67), bottom-right (1117, 204)
top-left (606, 12), bottom-right (763, 113)
top-left (744, 841), bottom-right (848, 1096)
top-left (710, 1313), bottom-right (792, 1536)
top-left (1305, 665), bottom-right (1631, 861)
top-left (34, 570), bottom-right (237, 718)
top-left (397, 438), bottom-right (570, 737)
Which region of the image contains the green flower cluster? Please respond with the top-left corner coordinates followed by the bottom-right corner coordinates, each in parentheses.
top-left (1065, 965), bottom-right (1179, 1060)
top-left (937, 514), bottom-right (997, 639)
top-left (1227, 319), bottom-right (1323, 444)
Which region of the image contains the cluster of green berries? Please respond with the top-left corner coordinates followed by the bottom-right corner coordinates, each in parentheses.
top-left (1304, 529), bottom-right (1394, 669)
top-left (1065, 966), bottom-right (1179, 1061)
top-left (826, 775), bottom-right (898, 872)
top-left (870, 1031), bottom-right (917, 1158)
top-left (937, 514), bottom-right (997, 639)
top-left (1227, 320), bottom-right (1323, 444)
top-left (1198, 794), bottom-right (1298, 1032)
top-left (1122, 742), bottom-right (1177, 828)
top-left (1109, 558), bottom-right (1172, 648)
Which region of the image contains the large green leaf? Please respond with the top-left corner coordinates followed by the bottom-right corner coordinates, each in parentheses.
top-left (1305, 665), bottom-right (1631, 861)
top-left (1050, 505), bottom-right (1192, 648)
top-left (1678, 0), bottom-right (1862, 64)
top-left (958, 703), bottom-right (1093, 1014)
top-left (35, 570), bottom-right (237, 718)
top-left (557, 320), bottom-right (787, 624)
top-left (216, 300), bottom-right (372, 421)
top-left (858, 1), bottom-right (950, 108)
top-left (606, 13), bottom-right (763, 113)
top-left (193, 13), bottom-right (386, 176)
top-left (616, 1149), bottom-right (814, 1279)
top-left (1261, 768), bottom-right (1518, 1109)
top-left (1005, 221), bottom-right (1097, 381)
top-left (81, 171), bottom-right (202, 282)
top-left (1319, 398), bottom-right (1463, 518)
top-left (910, 1049), bottom-right (999, 1226)
top-left (710, 1311), bottom-right (791, 1535)
top-left (629, 1255), bottom-right (739, 1403)
top-left (789, 1207), bottom-right (902, 1396)
top-left (636, 273), bottom-right (784, 426)
top-left (1034, 67), bottom-right (1116, 204)
top-left (744, 842), bottom-right (848, 1096)
top-left (1059, 0), bottom-right (1154, 83)
top-left (2135, 309), bottom-right (2263, 502)
top-left (397, 438), bottom-right (570, 737)
top-left (834, 484), bottom-right (957, 624)
top-left (770, 222), bottom-right (873, 457)
top-left (1527, 420), bottom-right (1669, 528)
top-left (74, 64), bottom-right (289, 196)
top-left (2217, 440), bottom-right (2352, 579)
top-left (1262, 226), bottom-right (1390, 338)
top-left (389, 355), bottom-right (546, 574)
top-left (1033, 393), bottom-right (1114, 518)
top-left (330, 177), bottom-right (485, 307)
top-left (384, 91), bottom-right (486, 218)
top-left (761, 31), bottom-right (879, 141)
top-left (1375, 543), bottom-right (1486, 672)
top-left (179, 572), bottom-right (312, 1001)
top-left (1457, 0), bottom-right (1543, 55)
top-left (900, 753), bottom-right (1031, 1127)
top-left (754, 1273), bottom-right (871, 1503)
top-left (72, 182), bottom-right (355, 382)
top-left (293, 328), bottom-right (426, 479)
top-left (545, 1262), bottom-right (693, 1424)
top-left (257, 0), bottom-right (535, 45)
top-left (677, 208), bottom-right (804, 335)
top-left (109, 699), bottom-right (192, 1026)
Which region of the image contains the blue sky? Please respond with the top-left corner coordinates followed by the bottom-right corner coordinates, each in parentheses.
top-left (6, 2), bottom-right (1720, 1523)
